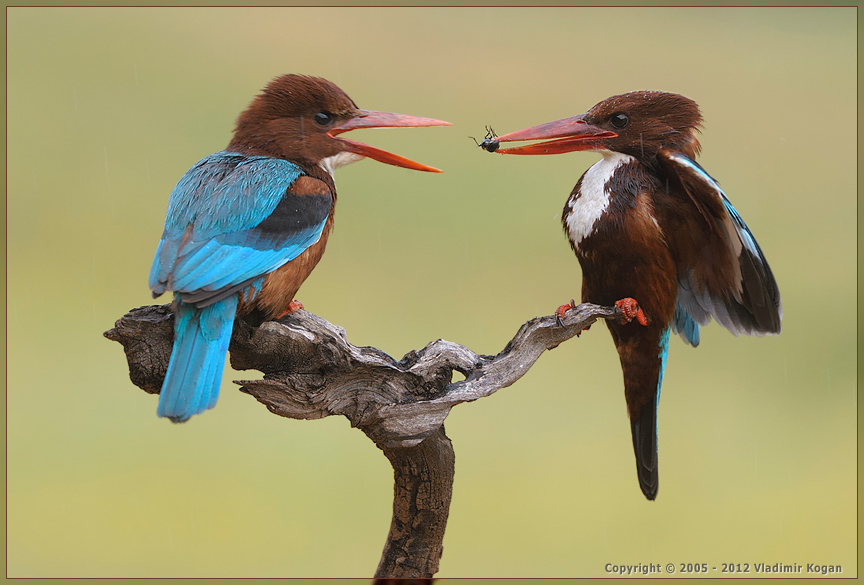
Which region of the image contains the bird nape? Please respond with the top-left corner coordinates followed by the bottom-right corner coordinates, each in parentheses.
top-left (148, 74), bottom-right (450, 423)
top-left (486, 90), bottom-right (782, 500)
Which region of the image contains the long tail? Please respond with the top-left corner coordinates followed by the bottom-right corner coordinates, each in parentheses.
top-left (157, 295), bottom-right (238, 422)
top-left (623, 327), bottom-right (670, 501)
top-left (630, 397), bottom-right (659, 500)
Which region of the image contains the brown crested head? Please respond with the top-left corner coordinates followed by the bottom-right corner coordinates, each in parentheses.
top-left (227, 74), bottom-right (449, 173)
top-left (494, 90), bottom-right (703, 162)
top-left (229, 74), bottom-right (360, 166)
top-left (582, 91), bottom-right (703, 159)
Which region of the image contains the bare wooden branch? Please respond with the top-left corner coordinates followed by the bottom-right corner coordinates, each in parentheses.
top-left (104, 301), bottom-right (619, 578)
top-left (374, 426), bottom-right (454, 579)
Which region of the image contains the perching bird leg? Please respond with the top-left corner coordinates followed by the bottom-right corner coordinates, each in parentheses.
top-left (556, 298), bottom-right (592, 336)
top-left (274, 300), bottom-right (305, 320)
top-left (555, 299), bottom-right (576, 327)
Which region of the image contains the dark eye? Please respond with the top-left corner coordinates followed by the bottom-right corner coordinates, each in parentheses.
top-left (610, 113), bottom-right (629, 129)
top-left (314, 112), bottom-right (332, 126)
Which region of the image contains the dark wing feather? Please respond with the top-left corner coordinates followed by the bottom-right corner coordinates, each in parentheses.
top-left (657, 149), bottom-right (781, 336)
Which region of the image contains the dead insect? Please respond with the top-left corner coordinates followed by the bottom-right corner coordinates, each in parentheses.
top-left (471, 125), bottom-right (500, 153)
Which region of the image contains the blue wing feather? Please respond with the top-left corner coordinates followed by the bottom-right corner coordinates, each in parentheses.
top-left (163, 152), bottom-right (302, 239)
top-left (672, 303), bottom-right (700, 347)
top-left (150, 151), bottom-right (332, 421)
top-left (150, 151), bottom-right (328, 305)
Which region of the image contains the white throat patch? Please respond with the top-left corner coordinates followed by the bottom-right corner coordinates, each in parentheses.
top-left (564, 150), bottom-right (635, 246)
top-left (319, 151), bottom-right (364, 178)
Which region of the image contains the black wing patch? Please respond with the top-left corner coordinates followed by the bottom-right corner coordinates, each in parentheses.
top-left (176, 178), bottom-right (333, 307)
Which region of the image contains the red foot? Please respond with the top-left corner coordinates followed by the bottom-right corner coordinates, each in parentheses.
top-left (555, 299), bottom-right (591, 336)
top-left (615, 297), bottom-right (649, 326)
top-left (555, 299), bottom-right (577, 325)
top-left (275, 300), bottom-right (304, 320)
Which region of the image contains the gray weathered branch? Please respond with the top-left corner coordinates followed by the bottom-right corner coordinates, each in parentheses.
top-left (105, 302), bottom-right (619, 578)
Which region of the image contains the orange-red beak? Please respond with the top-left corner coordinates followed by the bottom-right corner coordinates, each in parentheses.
top-left (494, 114), bottom-right (617, 155)
top-left (329, 110), bottom-right (450, 172)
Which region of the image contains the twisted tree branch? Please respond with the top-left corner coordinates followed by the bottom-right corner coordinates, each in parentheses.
top-left (104, 302), bottom-right (619, 578)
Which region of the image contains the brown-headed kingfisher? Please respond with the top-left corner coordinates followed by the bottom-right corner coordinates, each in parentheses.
top-left (486, 91), bottom-right (782, 499)
top-left (149, 75), bottom-right (449, 422)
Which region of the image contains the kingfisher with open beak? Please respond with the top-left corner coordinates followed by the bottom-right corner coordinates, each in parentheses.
top-left (149, 74), bottom-right (449, 422)
top-left (487, 91), bottom-right (781, 499)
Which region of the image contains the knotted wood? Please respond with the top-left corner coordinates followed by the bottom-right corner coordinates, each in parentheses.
top-left (105, 302), bottom-right (619, 578)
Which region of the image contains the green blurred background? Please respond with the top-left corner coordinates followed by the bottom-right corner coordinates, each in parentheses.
top-left (6, 6), bottom-right (857, 579)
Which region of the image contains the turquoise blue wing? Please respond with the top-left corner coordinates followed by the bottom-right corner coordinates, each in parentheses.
top-left (149, 151), bottom-right (330, 307)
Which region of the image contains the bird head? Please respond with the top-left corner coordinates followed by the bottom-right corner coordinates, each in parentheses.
top-left (493, 91), bottom-right (703, 161)
top-left (230, 74), bottom-right (449, 173)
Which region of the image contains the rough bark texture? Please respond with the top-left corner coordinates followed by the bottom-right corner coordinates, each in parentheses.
top-left (374, 426), bottom-right (455, 579)
top-left (105, 302), bottom-right (619, 578)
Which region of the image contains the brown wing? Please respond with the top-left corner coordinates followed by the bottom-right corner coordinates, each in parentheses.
top-left (656, 148), bottom-right (782, 336)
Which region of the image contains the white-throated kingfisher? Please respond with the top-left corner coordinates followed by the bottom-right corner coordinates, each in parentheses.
top-left (488, 91), bottom-right (782, 499)
top-left (149, 74), bottom-right (449, 422)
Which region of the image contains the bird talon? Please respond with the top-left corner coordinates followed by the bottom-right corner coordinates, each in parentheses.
top-left (555, 299), bottom-right (577, 327)
top-left (275, 300), bottom-right (304, 320)
top-left (615, 297), bottom-right (649, 326)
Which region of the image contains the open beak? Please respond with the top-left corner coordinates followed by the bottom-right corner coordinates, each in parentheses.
top-left (329, 110), bottom-right (450, 172)
top-left (494, 114), bottom-right (617, 155)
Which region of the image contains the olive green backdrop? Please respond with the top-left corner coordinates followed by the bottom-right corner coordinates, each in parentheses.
top-left (6, 6), bottom-right (857, 578)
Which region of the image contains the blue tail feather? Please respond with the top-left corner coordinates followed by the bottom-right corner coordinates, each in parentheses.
top-left (657, 326), bottom-right (671, 394)
top-left (157, 295), bottom-right (238, 422)
top-left (673, 303), bottom-right (700, 347)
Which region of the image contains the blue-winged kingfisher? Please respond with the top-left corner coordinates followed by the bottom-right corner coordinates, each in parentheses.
top-left (488, 91), bottom-right (782, 499)
top-left (149, 74), bottom-right (449, 422)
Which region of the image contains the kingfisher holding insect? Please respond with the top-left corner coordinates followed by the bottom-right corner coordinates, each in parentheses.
top-left (472, 126), bottom-right (500, 152)
top-left (486, 91), bottom-right (781, 499)
top-left (149, 74), bottom-right (449, 422)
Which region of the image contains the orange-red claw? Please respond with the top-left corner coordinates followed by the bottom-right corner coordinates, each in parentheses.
top-left (615, 297), bottom-right (649, 326)
top-left (275, 300), bottom-right (305, 320)
top-left (555, 299), bottom-right (577, 327)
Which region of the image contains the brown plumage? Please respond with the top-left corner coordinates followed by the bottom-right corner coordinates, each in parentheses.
top-left (239, 176), bottom-right (336, 320)
top-left (492, 90), bottom-right (781, 499)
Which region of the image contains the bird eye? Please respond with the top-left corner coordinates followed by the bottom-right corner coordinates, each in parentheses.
top-left (610, 113), bottom-right (629, 129)
top-left (314, 112), bottom-right (333, 126)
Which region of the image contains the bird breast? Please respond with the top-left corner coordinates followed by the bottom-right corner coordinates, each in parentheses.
top-left (563, 151), bottom-right (636, 249)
